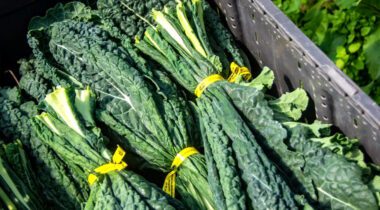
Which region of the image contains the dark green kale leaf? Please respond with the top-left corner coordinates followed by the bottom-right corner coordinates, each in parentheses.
top-left (0, 87), bottom-right (88, 209)
top-left (287, 126), bottom-right (378, 210)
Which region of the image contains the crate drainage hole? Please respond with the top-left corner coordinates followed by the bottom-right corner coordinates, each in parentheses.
top-left (353, 118), bottom-right (358, 128)
top-left (323, 115), bottom-right (329, 120)
top-left (251, 13), bottom-right (255, 21)
top-left (297, 61), bottom-right (302, 69)
top-left (321, 102), bottom-right (327, 108)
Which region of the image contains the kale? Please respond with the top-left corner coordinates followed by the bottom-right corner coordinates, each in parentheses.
top-left (32, 86), bottom-right (185, 209)
top-left (26, 4), bottom-right (215, 209)
top-left (137, 1), bottom-right (298, 208)
top-left (0, 87), bottom-right (88, 209)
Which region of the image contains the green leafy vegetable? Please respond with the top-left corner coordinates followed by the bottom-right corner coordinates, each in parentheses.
top-left (26, 4), bottom-right (215, 209)
top-left (235, 66), bottom-right (274, 90)
top-left (1, 1), bottom-right (377, 210)
top-left (137, 1), bottom-right (297, 208)
top-left (286, 126), bottom-right (378, 209)
top-left (268, 88), bottom-right (309, 121)
top-left (196, 86), bottom-right (296, 209)
top-left (32, 87), bottom-right (185, 210)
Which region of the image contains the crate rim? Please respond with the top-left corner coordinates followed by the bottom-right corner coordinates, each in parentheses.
top-left (212, 0), bottom-right (380, 163)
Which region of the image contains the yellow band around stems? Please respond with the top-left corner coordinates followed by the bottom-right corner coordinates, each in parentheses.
top-left (194, 74), bottom-right (224, 97)
top-left (163, 147), bottom-right (199, 197)
top-left (194, 62), bottom-right (252, 97)
top-left (87, 145), bottom-right (127, 186)
top-left (227, 61), bottom-right (252, 82)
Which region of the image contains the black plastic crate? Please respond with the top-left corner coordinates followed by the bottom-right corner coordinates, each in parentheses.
top-left (213, 0), bottom-right (380, 163)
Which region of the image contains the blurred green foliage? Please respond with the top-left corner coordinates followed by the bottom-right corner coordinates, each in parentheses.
top-left (274, 0), bottom-right (380, 103)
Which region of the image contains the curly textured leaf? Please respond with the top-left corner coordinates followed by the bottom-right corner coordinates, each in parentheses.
top-left (18, 59), bottom-right (53, 101)
top-left (28, 2), bottom-right (92, 31)
top-left (268, 88), bottom-right (309, 121)
top-left (236, 66), bottom-right (274, 90)
top-left (198, 84), bottom-right (297, 210)
top-left (288, 126), bottom-right (378, 210)
top-left (197, 97), bottom-right (246, 210)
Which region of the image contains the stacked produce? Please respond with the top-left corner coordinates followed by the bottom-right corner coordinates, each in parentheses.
top-left (32, 86), bottom-right (184, 209)
top-left (23, 2), bottom-right (215, 209)
top-left (135, 0), bottom-right (380, 209)
top-left (274, 0), bottom-right (380, 103)
top-left (0, 0), bottom-right (378, 209)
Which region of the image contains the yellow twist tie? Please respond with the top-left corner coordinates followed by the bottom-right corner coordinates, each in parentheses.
top-left (194, 74), bottom-right (224, 97)
top-left (87, 145), bottom-right (127, 186)
top-left (163, 147), bottom-right (199, 197)
top-left (227, 61), bottom-right (252, 82)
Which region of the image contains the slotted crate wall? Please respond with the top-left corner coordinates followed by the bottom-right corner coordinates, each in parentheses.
top-left (213, 0), bottom-right (380, 163)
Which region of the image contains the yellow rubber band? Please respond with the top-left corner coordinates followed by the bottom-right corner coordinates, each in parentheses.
top-left (194, 62), bottom-right (251, 97)
top-left (171, 147), bottom-right (199, 168)
top-left (194, 74), bottom-right (224, 97)
top-left (228, 61), bottom-right (252, 82)
top-left (163, 147), bottom-right (199, 197)
top-left (87, 145), bottom-right (128, 186)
